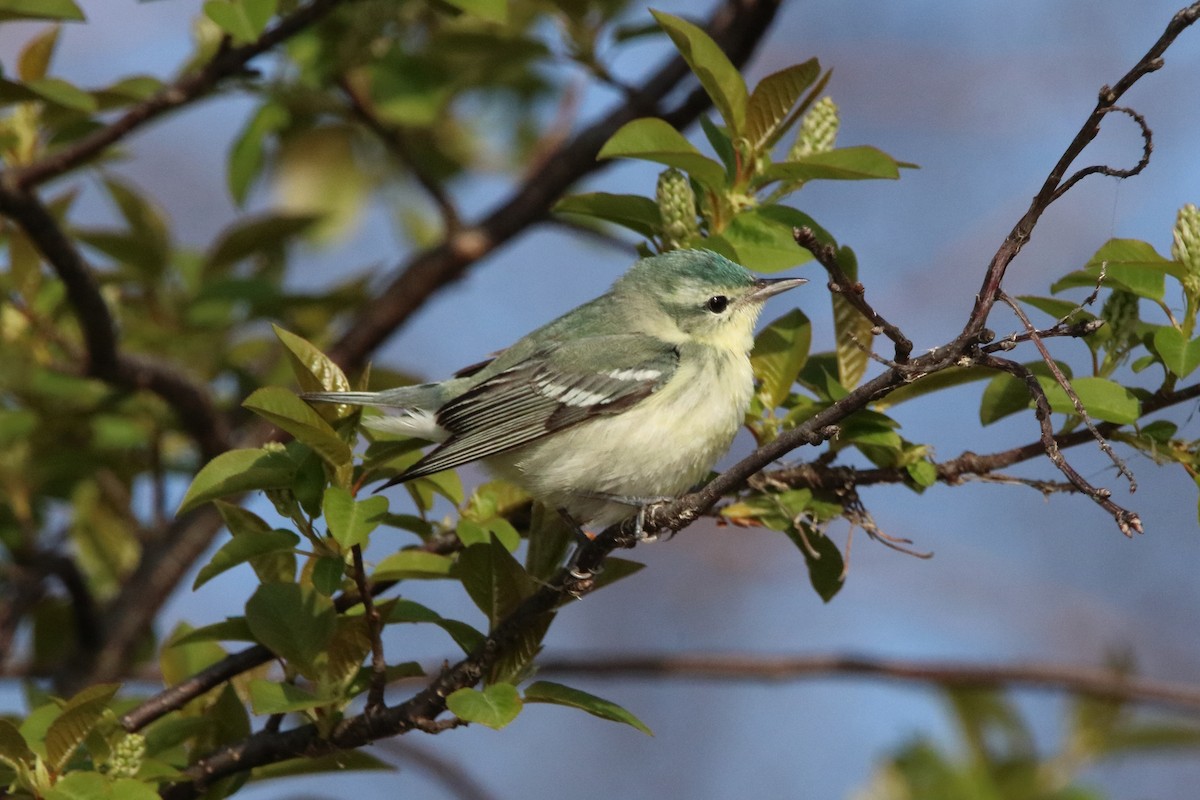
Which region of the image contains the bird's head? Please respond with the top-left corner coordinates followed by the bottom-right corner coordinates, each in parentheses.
top-left (615, 249), bottom-right (807, 350)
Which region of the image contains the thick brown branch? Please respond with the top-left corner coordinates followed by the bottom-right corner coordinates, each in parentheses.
top-left (0, 187), bottom-right (230, 460)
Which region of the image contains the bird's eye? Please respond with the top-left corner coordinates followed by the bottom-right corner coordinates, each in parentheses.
top-left (705, 295), bottom-right (729, 313)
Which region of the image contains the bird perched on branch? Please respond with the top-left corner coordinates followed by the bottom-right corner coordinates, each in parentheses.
top-left (303, 249), bottom-right (805, 533)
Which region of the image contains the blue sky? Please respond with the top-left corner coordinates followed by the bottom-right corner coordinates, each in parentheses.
top-left (4, 1), bottom-right (1200, 797)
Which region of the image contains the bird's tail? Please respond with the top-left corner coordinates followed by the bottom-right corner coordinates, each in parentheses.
top-left (300, 384), bottom-right (440, 409)
top-left (301, 385), bottom-right (448, 442)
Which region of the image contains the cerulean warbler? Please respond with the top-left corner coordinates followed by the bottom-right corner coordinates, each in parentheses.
top-left (303, 249), bottom-right (805, 530)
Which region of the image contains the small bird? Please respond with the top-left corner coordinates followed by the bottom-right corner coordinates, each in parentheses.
top-left (303, 249), bottom-right (805, 532)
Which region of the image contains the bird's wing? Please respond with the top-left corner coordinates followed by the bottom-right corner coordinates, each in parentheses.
top-left (392, 334), bottom-right (679, 482)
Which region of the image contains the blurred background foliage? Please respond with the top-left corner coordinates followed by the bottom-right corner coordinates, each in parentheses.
top-left (2, 0), bottom-right (1200, 798)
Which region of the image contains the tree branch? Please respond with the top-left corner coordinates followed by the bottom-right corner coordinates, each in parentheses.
top-left (793, 225), bottom-right (913, 363)
top-left (0, 186), bottom-right (230, 461)
top-left (964, 2), bottom-right (1199, 335)
top-left (538, 653), bottom-right (1200, 714)
top-left (979, 354), bottom-right (1141, 535)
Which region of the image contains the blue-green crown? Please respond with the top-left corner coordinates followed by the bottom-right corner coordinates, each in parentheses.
top-left (616, 249), bottom-right (754, 293)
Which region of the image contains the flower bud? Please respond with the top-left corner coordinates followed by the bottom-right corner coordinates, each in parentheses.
top-left (1172, 202), bottom-right (1200, 296)
top-left (656, 167), bottom-right (699, 249)
top-left (1101, 289), bottom-right (1138, 342)
top-left (108, 733), bottom-right (146, 779)
top-left (788, 96), bottom-right (839, 160)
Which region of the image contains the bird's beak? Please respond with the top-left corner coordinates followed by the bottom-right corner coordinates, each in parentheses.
top-left (747, 276), bottom-right (808, 303)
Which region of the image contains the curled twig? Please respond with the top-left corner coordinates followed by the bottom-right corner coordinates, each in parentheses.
top-left (1050, 106), bottom-right (1153, 202)
top-left (964, 2), bottom-right (1200, 335)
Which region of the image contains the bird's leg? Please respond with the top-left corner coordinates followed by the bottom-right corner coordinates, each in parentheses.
top-left (558, 508), bottom-right (604, 583)
top-left (577, 491), bottom-right (677, 542)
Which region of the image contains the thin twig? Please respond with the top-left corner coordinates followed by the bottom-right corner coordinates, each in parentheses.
top-left (351, 544), bottom-right (388, 712)
top-left (338, 77), bottom-right (461, 232)
top-left (998, 291), bottom-right (1136, 490)
top-left (964, 3), bottom-right (1198, 335)
top-left (981, 319), bottom-right (1105, 353)
top-left (793, 226), bottom-right (913, 363)
top-left (979, 354), bottom-right (1142, 536)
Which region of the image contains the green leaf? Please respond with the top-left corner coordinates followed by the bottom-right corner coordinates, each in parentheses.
top-left (1153, 327), bottom-right (1200, 378)
top-left (161, 622), bottom-right (227, 688)
top-left (373, 550), bottom-right (454, 580)
top-left (193, 526), bottom-right (299, 590)
top-left (712, 208), bottom-right (815, 272)
top-left (981, 367), bottom-right (1138, 425)
top-left (597, 118), bottom-right (727, 190)
top-left (873, 366), bottom-right (990, 410)
top-left (722, 488), bottom-right (811, 531)
top-left (590, 556), bottom-right (647, 592)
top-left (832, 253), bottom-right (873, 389)
top-left (979, 361), bottom-right (1071, 425)
top-left (18, 25), bottom-right (59, 83)
top-left (744, 59), bottom-right (820, 151)
top-left (442, 0), bottom-right (507, 23)
top-left (178, 447), bottom-right (299, 514)
top-left (383, 599), bottom-right (486, 653)
top-left (650, 10), bottom-right (748, 133)
top-left (274, 324), bottom-right (351, 403)
top-left (243, 387), bottom-right (353, 471)
top-left (1041, 377), bottom-right (1141, 424)
top-left (323, 487), bottom-right (389, 549)
top-left (525, 680), bottom-right (653, 735)
top-left (312, 556), bottom-right (345, 596)
top-left (785, 524), bottom-right (844, 602)
top-left (170, 617), bottom-right (255, 645)
top-left (762, 146), bottom-right (903, 183)
top-left (26, 77), bottom-right (95, 112)
top-left (553, 193), bottom-right (662, 238)
top-left (751, 308), bottom-right (811, 409)
top-left (206, 213), bottom-right (318, 271)
top-left (906, 459), bottom-right (938, 488)
top-left (214, 501), bottom-right (296, 584)
top-left (1052, 239), bottom-right (1177, 301)
top-left (453, 539), bottom-right (536, 629)
top-left (446, 684), bottom-right (522, 730)
top-left (0, 0), bottom-right (84, 22)
top-left (203, 0), bottom-right (276, 44)
top-left (369, 53), bottom-right (452, 128)
top-left (525, 503), bottom-right (575, 581)
top-left (0, 718), bottom-right (34, 768)
top-left (228, 102), bottom-right (289, 205)
top-left (250, 750), bottom-right (394, 781)
top-left (1016, 294), bottom-right (1098, 321)
top-left (45, 684), bottom-right (119, 771)
top-left (100, 176), bottom-right (170, 276)
top-left (244, 583), bottom-right (336, 677)
top-left (45, 772), bottom-right (158, 800)
top-left (247, 680), bottom-right (326, 715)
top-left (699, 115), bottom-right (736, 177)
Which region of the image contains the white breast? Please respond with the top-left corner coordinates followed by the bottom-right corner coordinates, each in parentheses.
top-left (488, 348), bottom-right (754, 529)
